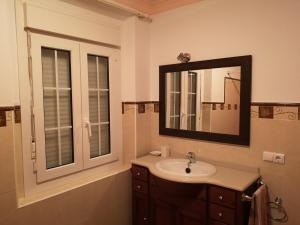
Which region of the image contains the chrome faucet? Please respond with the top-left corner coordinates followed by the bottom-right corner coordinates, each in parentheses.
top-left (185, 152), bottom-right (196, 174)
top-left (186, 151), bottom-right (196, 164)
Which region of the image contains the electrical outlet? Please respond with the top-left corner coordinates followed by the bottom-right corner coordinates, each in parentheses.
top-left (273, 153), bottom-right (285, 164)
top-left (263, 151), bottom-right (274, 162)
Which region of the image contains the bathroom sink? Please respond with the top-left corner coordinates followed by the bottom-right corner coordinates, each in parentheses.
top-left (155, 158), bottom-right (216, 177)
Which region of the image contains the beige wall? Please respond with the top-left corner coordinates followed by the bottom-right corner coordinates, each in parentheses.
top-left (150, 0), bottom-right (300, 102)
top-left (121, 17), bottom-right (151, 102)
top-left (0, 0), bottom-right (19, 106)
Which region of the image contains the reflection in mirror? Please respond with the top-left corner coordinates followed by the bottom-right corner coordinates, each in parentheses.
top-left (165, 66), bottom-right (241, 135)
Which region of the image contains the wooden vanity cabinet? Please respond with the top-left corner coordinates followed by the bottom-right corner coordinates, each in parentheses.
top-left (132, 165), bottom-right (150, 225)
top-left (131, 165), bottom-right (253, 225)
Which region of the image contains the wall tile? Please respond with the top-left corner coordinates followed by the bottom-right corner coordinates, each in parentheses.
top-left (0, 120), bottom-right (15, 195)
top-left (251, 106), bottom-right (259, 118)
top-left (259, 106), bottom-right (274, 119)
top-left (0, 191), bottom-right (17, 225)
top-left (273, 106), bottom-right (298, 121)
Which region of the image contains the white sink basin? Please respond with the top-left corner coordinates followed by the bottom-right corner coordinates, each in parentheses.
top-left (155, 158), bottom-right (216, 177)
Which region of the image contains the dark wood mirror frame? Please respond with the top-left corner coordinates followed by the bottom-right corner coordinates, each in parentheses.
top-left (159, 55), bottom-right (252, 146)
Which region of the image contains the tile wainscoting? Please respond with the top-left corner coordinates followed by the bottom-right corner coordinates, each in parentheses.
top-left (0, 103), bottom-right (299, 224)
top-left (0, 108), bottom-right (131, 225)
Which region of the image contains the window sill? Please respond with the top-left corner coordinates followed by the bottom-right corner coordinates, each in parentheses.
top-left (17, 163), bottom-right (131, 208)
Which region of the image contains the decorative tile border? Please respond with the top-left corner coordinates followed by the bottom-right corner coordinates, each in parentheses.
top-left (122, 101), bottom-right (159, 114)
top-left (1, 103), bottom-right (298, 126)
top-left (251, 103), bottom-right (300, 120)
top-left (122, 102), bottom-right (300, 121)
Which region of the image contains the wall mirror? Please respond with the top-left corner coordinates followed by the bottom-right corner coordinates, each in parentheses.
top-left (159, 56), bottom-right (252, 145)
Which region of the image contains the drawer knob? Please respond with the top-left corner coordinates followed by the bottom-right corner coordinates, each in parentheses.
top-left (143, 217), bottom-right (147, 221)
top-left (137, 172), bottom-right (141, 176)
top-left (137, 185), bottom-right (141, 189)
top-left (218, 195), bottom-right (223, 200)
top-left (218, 212), bottom-right (223, 217)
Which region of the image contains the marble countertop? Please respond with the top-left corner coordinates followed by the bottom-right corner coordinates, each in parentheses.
top-left (131, 155), bottom-right (260, 192)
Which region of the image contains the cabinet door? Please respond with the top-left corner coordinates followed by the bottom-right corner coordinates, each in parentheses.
top-left (133, 192), bottom-right (149, 225)
top-left (151, 200), bottom-right (176, 225)
top-left (178, 200), bottom-right (207, 225)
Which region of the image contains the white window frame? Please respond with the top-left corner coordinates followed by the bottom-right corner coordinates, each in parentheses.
top-left (31, 34), bottom-right (83, 182)
top-left (14, 0), bottom-right (124, 203)
top-left (30, 34), bottom-right (122, 183)
top-left (80, 43), bottom-right (120, 169)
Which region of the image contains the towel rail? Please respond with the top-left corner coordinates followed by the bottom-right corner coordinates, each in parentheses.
top-left (241, 179), bottom-right (264, 202)
top-left (241, 179), bottom-right (288, 222)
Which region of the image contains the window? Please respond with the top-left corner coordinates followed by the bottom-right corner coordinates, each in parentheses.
top-left (165, 71), bottom-right (201, 131)
top-left (31, 34), bottom-right (120, 182)
top-left (187, 72), bottom-right (197, 131)
top-left (165, 72), bottom-right (181, 129)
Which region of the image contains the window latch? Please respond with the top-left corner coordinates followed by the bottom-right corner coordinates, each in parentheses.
top-left (84, 120), bottom-right (92, 139)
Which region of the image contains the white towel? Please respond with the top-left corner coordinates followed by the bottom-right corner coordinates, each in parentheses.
top-left (248, 184), bottom-right (269, 225)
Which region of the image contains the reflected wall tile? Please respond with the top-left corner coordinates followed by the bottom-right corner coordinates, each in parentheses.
top-left (0, 111), bottom-right (6, 127)
top-left (137, 103), bottom-right (145, 113)
top-left (154, 102), bottom-right (159, 113)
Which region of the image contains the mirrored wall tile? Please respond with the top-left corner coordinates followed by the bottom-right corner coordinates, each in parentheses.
top-left (5, 111), bottom-right (12, 122)
top-left (202, 103), bottom-right (212, 111)
top-left (0, 111), bottom-right (6, 127)
top-left (145, 103), bottom-right (153, 113)
top-left (259, 106), bottom-right (273, 119)
top-left (212, 103), bottom-right (216, 110)
top-left (124, 104), bottom-right (136, 113)
top-left (14, 109), bottom-right (21, 123)
top-left (273, 106), bottom-right (298, 121)
top-left (138, 103), bottom-right (145, 113)
top-left (154, 102), bottom-right (159, 113)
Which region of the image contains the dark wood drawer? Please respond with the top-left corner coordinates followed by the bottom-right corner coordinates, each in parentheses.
top-left (133, 179), bottom-right (148, 195)
top-left (132, 165), bottom-right (148, 181)
top-left (209, 203), bottom-right (235, 225)
top-left (209, 186), bottom-right (236, 208)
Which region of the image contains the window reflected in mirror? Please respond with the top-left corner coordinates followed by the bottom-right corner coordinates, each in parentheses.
top-left (165, 66), bottom-right (241, 135)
